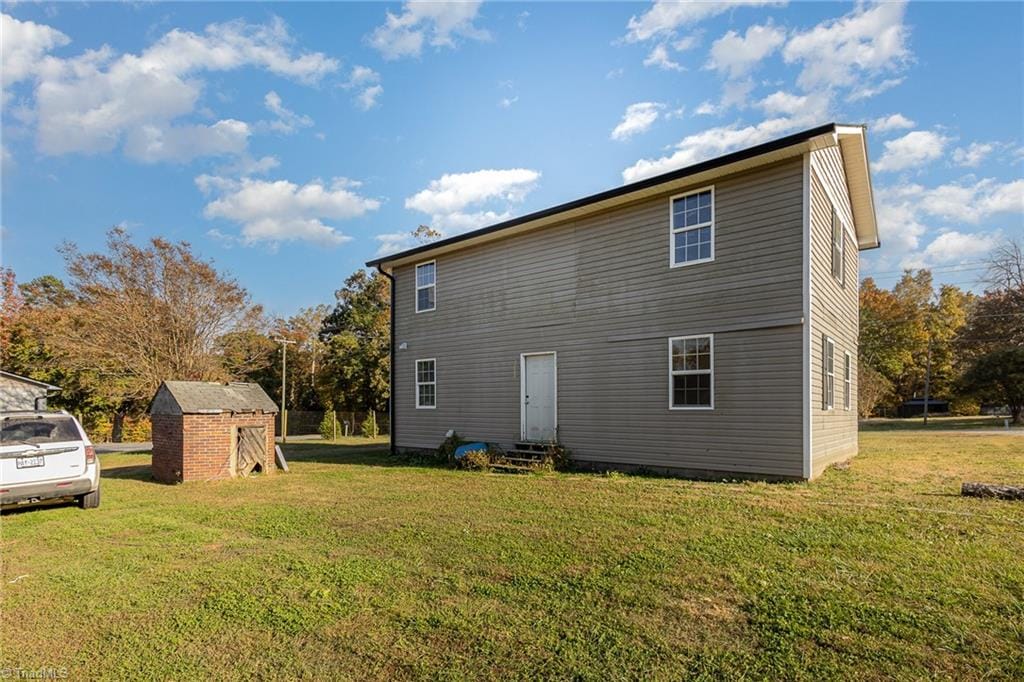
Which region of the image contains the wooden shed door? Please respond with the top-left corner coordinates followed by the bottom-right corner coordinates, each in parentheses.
top-left (236, 426), bottom-right (266, 476)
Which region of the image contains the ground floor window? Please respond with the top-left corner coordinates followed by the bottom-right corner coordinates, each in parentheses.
top-left (669, 335), bottom-right (713, 409)
top-left (844, 351), bottom-right (852, 410)
top-left (416, 358), bottom-right (436, 408)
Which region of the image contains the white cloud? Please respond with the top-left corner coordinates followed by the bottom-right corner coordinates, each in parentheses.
top-left (345, 65), bottom-right (379, 87)
top-left (952, 142), bottom-right (995, 168)
top-left (123, 119), bottom-right (250, 163)
top-left (261, 91), bottom-right (313, 134)
top-left (672, 34), bottom-right (701, 52)
top-left (872, 114), bottom-right (915, 133)
top-left (16, 15), bottom-right (337, 161)
top-left (622, 99), bottom-right (828, 183)
top-left (875, 178), bottom-right (1024, 262)
top-left (355, 84), bottom-right (384, 111)
top-left (758, 90), bottom-right (810, 116)
top-left (611, 102), bottom-right (664, 141)
top-left (368, 1), bottom-right (489, 60)
top-left (643, 43), bottom-right (685, 72)
top-left (847, 77), bottom-right (904, 102)
top-left (499, 95), bottom-right (519, 109)
top-left (692, 78), bottom-right (756, 116)
top-left (706, 23), bottom-right (785, 79)
top-left (887, 178), bottom-right (1024, 224)
top-left (340, 65), bottom-right (383, 111)
top-left (783, 2), bottom-right (909, 90)
top-left (405, 168), bottom-right (540, 233)
top-left (197, 175), bottom-right (380, 246)
top-left (1, 13), bottom-right (69, 89)
top-left (900, 230), bottom-right (1001, 269)
top-left (624, 0), bottom-right (782, 43)
top-left (606, 67), bottom-right (625, 80)
top-left (873, 130), bottom-right (950, 173)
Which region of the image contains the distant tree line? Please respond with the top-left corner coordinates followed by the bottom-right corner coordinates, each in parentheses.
top-left (858, 238), bottom-right (1023, 423)
top-left (0, 227), bottom-right (392, 440)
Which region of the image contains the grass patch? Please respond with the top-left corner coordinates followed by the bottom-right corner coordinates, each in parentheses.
top-left (2, 434), bottom-right (1022, 679)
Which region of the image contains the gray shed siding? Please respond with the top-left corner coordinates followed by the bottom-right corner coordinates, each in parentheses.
top-left (393, 158), bottom-right (807, 478)
top-left (0, 374), bottom-right (49, 412)
top-left (809, 146), bottom-right (859, 476)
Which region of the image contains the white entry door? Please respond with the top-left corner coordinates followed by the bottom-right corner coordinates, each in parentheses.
top-left (522, 353), bottom-right (557, 442)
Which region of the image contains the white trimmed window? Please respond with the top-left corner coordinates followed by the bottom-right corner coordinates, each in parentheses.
top-left (831, 208), bottom-right (845, 285)
top-left (844, 352), bottom-right (852, 411)
top-left (415, 261), bottom-right (436, 313)
top-left (670, 188), bottom-right (714, 267)
top-left (669, 335), bottom-right (713, 409)
top-left (823, 335), bottom-right (835, 410)
top-left (416, 358), bottom-right (436, 409)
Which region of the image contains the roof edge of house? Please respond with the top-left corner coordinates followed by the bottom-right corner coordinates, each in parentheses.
top-left (367, 122), bottom-right (860, 268)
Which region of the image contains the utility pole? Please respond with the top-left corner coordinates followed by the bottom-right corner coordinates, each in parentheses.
top-left (922, 336), bottom-right (932, 426)
top-left (274, 337), bottom-right (296, 443)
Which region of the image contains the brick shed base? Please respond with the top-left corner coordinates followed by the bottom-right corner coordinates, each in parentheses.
top-left (151, 412), bottom-right (276, 484)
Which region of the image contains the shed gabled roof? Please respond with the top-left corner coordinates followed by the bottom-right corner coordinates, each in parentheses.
top-left (150, 381), bottom-right (279, 415)
top-left (0, 370), bottom-right (60, 391)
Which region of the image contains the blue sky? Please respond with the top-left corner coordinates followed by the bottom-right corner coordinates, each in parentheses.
top-left (2, 1), bottom-right (1022, 316)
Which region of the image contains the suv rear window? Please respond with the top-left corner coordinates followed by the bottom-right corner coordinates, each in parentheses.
top-left (1, 416), bottom-right (82, 444)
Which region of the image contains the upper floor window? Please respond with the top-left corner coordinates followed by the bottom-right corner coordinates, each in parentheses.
top-left (669, 335), bottom-right (713, 409)
top-left (831, 208), bottom-right (845, 286)
top-left (670, 188), bottom-right (714, 268)
top-left (416, 261), bottom-right (436, 313)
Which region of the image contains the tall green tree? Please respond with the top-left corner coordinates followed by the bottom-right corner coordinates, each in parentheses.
top-left (320, 269), bottom-right (390, 413)
top-left (959, 347), bottom-right (1024, 424)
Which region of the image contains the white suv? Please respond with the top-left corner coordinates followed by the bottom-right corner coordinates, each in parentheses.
top-left (0, 411), bottom-right (100, 510)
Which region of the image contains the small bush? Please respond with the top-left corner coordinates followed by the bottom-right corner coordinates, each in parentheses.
top-left (319, 412), bottom-right (336, 440)
top-left (360, 411), bottom-right (379, 439)
top-left (437, 431), bottom-right (465, 464)
top-left (542, 443), bottom-right (571, 471)
top-left (948, 396), bottom-right (980, 417)
top-left (457, 448), bottom-right (491, 471)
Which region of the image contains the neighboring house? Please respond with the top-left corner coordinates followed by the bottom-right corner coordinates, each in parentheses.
top-left (0, 371), bottom-right (60, 412)
top-left (367, 123), bottom-right (879, 480)
top-left (898, 398), bottom-right (951, 418)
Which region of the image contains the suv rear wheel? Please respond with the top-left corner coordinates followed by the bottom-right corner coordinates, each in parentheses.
top-left (77, 486), bottom-right (100, 509)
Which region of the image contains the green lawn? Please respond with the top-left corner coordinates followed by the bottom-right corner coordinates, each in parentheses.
top-left (2, 433), bottom-right (1022, 680)
top-left (860, 415), bottom-right (1021, 431)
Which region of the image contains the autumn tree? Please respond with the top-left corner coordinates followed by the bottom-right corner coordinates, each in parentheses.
top-left (41, 228), bottom-right (263, 437)
top-left (320, 269), bottom-right (390, 413)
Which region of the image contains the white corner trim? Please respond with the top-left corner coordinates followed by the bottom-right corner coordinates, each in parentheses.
top-left (802, 152), bottom-right (813, 480)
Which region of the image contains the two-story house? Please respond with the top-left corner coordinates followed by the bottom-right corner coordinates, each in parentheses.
top-left (367, 123), bottom-right (879, 480)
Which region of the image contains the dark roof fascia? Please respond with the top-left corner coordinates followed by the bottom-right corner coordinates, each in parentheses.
top-left (367, 122), bottom-right (839, 267)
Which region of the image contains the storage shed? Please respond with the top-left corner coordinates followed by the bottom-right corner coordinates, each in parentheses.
top-left (149, 381), bottom-right (278, 484)
top-left (0, 370), bottom-right (60, 412)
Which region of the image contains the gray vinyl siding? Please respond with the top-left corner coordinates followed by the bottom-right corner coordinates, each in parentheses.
top-left (809, 146), bottom-right (859, 476)
top-left (392, 158), bottom-right (807, 478)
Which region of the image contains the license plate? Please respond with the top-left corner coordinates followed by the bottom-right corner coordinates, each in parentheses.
top-left (16, 455), bottom-right (44, 469)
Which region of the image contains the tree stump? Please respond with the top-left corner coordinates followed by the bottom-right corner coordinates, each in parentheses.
top-left (961, 482), bottom-right (1024, 500)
